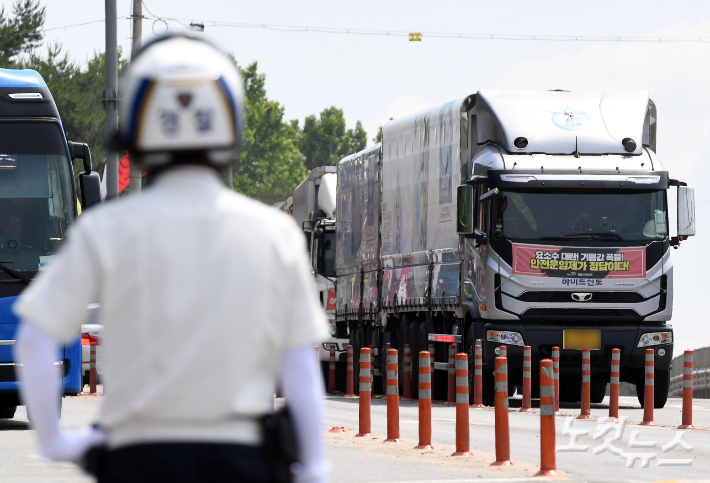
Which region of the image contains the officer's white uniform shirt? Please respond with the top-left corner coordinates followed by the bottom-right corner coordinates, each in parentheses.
top-left (15, 166), bottom-right (328, 448)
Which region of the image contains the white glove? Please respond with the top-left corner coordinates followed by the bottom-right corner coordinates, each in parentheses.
top-left (15, 321), bottom-right (107, 463)
top-left (43, 426), bottom-right (108, 463)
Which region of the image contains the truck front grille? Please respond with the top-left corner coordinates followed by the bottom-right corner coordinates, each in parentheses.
top-left (521, 308), bottom-right (642, 322)
top-left (515, 291), bottom-right (645, 303)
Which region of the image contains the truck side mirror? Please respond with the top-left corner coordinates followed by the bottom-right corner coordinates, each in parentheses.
top-left (677, 186), bottom-right (696, 237)
top-left (456, 184), bottom-right (474, 235)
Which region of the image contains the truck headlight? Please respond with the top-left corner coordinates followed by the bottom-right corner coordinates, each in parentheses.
top-left (487, 330), bottom-right (524, 346)
top-left (637, 331), bottom-right (672, 347)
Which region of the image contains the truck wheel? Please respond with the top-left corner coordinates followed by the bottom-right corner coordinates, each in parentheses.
top-left (466, 324), bottom-right (476, 404)
top-left (482, 368), bottom-right (495, 406)
top-left (637, 370), bottom-right (669, 408)
top-left (397, 316), bottom-right (412, 396)
top-left (409, 318), bottom-right (420, 399)
top-left (590, 382), bottom-right (606, 404)
top-left (0, 405), bottom-right (16, 419)
top-left (351, 327), bottom-right (363, 395)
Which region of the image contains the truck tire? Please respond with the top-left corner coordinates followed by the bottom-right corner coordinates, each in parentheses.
top-left (591, 382), bottom-right (606, 404)
top-left (466, 324), bottom-right (476, 404)
top-left (0, 405), bottom-right (16, 419)
top-left (482, 367), bottom-right (495, 406)
top-left (636, 369), bottom-right (670, 408)
top-left (351, 327), bottom-right (363, 395)
top-left (409, 318), bottom-right (420, 399)
top-left (397, 315), bottom-right (412, 396)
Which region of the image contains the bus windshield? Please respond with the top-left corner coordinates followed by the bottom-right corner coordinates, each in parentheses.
top-left (0, 122), bottom-right (75, 272)
top-left (490, 189), bottom-right (668, 242)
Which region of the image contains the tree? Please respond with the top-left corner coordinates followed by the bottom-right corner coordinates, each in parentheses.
top-left (297, 107), bottom-right (367, 170)
top-left (22, 45), bottom-right (128, 182)
top-left (373, 126), bottom-right (383, 143)
top-left (232, 62), bottom-right (307, 205)
top-left (0, 0), bottom-right (44, 67)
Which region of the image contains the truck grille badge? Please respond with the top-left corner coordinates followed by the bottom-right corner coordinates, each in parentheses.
top-left (571, 292), bottom-right (593, 302)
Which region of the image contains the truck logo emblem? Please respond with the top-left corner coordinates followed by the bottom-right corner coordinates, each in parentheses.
top-left (571, 292), bottom-right (592, 302)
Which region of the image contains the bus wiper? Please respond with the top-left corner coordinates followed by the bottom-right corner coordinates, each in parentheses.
top-left (0, 262), bottom-right (31, 285)
top-left (562, 233), bottom-right (624, 241)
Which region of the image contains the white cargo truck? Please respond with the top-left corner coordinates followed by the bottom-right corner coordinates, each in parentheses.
top-left (336, 91), bottom-right (695, 406)
top-left (286, 167), bottom-right (348, 375)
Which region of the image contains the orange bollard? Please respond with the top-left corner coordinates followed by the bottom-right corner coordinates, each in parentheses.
top-left (384, 349), bottom-right (400, 442)
top-left (499, 345), bottom-right (507, 358)
top-left (402, 344), bottom-right (413, 401)
top-left (328, 344), bottom-right (336, 393)
top-left (608, 348), bottom-right (620, 422)
top-left (639, 348), bottom-right (658, 426)
top-left (452, 353), bottom-right (472, 456)
top-left (520, 345), bottom-right (533, 412)
top-left (535, 359), bottom-right (560, 477)
top-left (344, 345), bottom-right (356, 397)
top-left (89, 337), bottom-right (98, 395)
top-left (471, 342), bottom-right (484, 408)
top-left (355, 348), bottom-right (372, 437)
top-left (552, 346), bottom-right (561, 415)
top-left (446, 344), bottom-right (456, 406)
top-left (577, 349), bottom-right (594, 420)
top-left (415, 351), bottom-right (434, 450)
top-left (678, 350), bottom-right (696, 429)
top-left (491, 356), bottom-right (513, 466)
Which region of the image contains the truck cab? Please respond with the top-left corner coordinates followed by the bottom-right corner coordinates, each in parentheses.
top-left (457, 90), bottom-right (695, 406)
top-left (0, 68), bottom-right (101, 418)
top-left (286, 167), bottom-right (348, 370)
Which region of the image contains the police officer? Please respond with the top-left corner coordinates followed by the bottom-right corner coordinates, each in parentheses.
top-left (14, 33), bottom-right (328, 483)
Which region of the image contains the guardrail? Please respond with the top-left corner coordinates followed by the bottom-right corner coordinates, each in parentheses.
top-left (669, 346), bottom-right (710, 398)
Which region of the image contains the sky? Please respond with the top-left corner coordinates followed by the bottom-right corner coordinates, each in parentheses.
top-left (9, 0), bottom-right (710, 352)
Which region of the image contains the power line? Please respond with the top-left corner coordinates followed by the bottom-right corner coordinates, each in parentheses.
top-left (0, 18), bottom-right (128, 40)
top-left (138, 7), bottom-right (710, 44)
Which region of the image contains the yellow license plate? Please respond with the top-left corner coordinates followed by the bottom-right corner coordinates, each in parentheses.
top-left (563, 329), bottom-right (601, 350)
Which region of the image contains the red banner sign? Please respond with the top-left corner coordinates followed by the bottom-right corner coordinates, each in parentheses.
top-left (512, 243), bottom-right (646, 279)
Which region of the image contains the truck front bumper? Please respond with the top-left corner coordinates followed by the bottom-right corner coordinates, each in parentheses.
top-left (481, 322), bottom-right (673, 381)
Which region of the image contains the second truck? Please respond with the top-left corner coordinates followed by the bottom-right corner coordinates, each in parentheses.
top-left (336, 90), bottom-right (696, 406)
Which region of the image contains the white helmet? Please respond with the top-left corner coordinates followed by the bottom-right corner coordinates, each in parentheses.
top-left (118, 33), bottom-right (245, 170)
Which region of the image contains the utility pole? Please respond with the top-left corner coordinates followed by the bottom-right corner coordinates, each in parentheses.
top-left (129, 0), bottom-right (142, 194)
top-left (103, 0), bottom-right (119, 199)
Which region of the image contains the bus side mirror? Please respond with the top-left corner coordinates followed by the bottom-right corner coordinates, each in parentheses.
top-left (68, 141), bottom-right (92, 173)
top-left (677, 186), bottom-right (696, 237)
top-left (457, 184), bottom-right (474, 235)
top-left (79, 171), bottom-right (101, 210)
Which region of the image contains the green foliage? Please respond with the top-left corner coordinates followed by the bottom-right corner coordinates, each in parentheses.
top-left (2, 2), bottom-right (366, 205)
top-left (297, 107), bottom-right (367, 170)
top-left (0, 0), bottom-right (44, 67)
top-left (232, 62), bottom-right (307, 205)
top-left (374, 126), bottom-right (383, 143)
top-left (20, 45), bottom-right (128, 182)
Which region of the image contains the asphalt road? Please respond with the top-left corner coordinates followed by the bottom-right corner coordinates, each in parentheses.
top-left (1, 390), bottom-right (709, 483)
top-left (322, 394), bottom-right (710, 483)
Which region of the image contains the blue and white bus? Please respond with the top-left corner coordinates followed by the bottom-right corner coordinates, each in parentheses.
top-left (0, 68), bottom-right (101, 419)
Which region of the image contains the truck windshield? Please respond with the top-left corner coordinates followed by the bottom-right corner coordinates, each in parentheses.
top-left (0, 122), bottom-right (75, 272)
top-left (317, 231), bottom-right (336, 277)
top-left (490, 189), bottom-right (668, 242)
